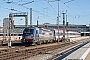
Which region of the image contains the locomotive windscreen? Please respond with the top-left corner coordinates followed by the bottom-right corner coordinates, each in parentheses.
top-left (23, 28), bottom-right (34, 35)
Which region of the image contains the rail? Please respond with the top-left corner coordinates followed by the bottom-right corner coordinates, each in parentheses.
top-left (0, 38), bottom-right (89, 60)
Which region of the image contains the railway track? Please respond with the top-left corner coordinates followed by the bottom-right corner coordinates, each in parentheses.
top-left (48, 39), bottom-right (90, 60)
top-left (0, 38), bottom-right (90, 60)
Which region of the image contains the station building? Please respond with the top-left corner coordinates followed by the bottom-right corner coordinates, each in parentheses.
top-left (2, 18), bottom-right (90, 36)
top-left (13, 24), bottom-right (90, 33)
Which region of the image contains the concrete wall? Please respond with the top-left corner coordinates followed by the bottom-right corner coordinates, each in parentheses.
top-left (70, 36), bottom-right (90, 42)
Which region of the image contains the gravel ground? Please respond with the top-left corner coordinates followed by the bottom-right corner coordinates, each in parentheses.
top-left (25, 36), bottom-right (90, 60)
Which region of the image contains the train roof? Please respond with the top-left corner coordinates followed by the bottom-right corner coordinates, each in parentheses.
top-left (54, 29), bottom-right (80, 34)
top-left (81, 32), bottom-right (90, 33)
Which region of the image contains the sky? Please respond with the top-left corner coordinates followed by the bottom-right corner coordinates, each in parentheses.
top-left (0, 0), bottom-right (90, 26)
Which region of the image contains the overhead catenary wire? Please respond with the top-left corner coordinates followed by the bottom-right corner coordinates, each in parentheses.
top-left (63, 0), bottom-right (89, 18)
top-left (16, 1), bottom-right (57, 21)
top-left (1, 0), bottom-right (22, 12)
top-left (1, 0), bottom-right (89, 17)
top-left (61, 0), bottom-right (80, 17)
top-left (12, 0), bottom-right (81, 23)
top-left (44, 0), bottom-right (57, 14)
top-left (64, 0), bottom-right (74, 4)
top-left (1, 0), bottom-right (89, 24)
top-left (46, 0), bottom-right (81, 23)
top-left (60, 0), bottom-right (81, 24)
top-left (1, 0), bottom-right (72, 21)
top-left (74, 0), bottom-right (86, 15)
top-left (0, 0), bottom-right (79, 20)
top-left (0, 6), bottom-right (22, 12)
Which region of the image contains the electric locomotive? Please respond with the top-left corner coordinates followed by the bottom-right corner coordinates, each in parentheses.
top-left (21, 27), bottom-right (55, 45)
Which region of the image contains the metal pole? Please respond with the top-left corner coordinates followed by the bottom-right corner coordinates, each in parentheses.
top-left (30, 8), bottom-right (32, 27)
top-left (62, 12), bottom-right (66, 42)
top-left (66, 14), bottom-right (68, 42)
top-left (2, 20), bottom-right (4, 46)
top-left (57, 0), bottom-right (60, 43)
top-left (25, 12), bottom-right (28, 27)
top-left (66, 14), bottom-right (67, 40)
top-left (66, 22), bottom-right (69, 42)
top-left (37, 20), bottom-right (38, 27)
top-left (8, 13), bottom-right (13, 47)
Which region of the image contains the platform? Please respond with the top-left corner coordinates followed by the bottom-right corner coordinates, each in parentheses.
top-left (85, 51), bottom-right (90, 60)
top-left (63, 42), bottom-right (90, 60)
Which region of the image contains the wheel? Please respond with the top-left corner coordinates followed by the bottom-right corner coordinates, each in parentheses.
top-left (32, 42), bottom-right (37, 46)
top-left (39, 41), bottom-right (41, 45)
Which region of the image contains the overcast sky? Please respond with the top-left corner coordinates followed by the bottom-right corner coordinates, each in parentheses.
top-left (0, 0), bottom-right (90, 26)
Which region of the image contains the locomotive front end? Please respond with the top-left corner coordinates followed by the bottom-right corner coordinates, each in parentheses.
top-left (21, 27), bottom-right (34, 43)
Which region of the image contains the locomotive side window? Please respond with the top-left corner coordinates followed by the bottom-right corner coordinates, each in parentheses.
top-left (36, 30), bottom-right (38, 34)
